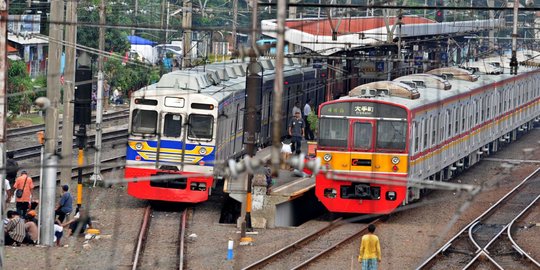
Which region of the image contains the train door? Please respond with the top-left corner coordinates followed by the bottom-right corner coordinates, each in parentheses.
top-left (159, 112), bottom-right (184, 170)
top-left (349, 119), bottom-right (375, 173)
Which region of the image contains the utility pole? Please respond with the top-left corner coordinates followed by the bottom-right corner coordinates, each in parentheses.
top-left (91, 0), bottom-right (106, 186)
top-left (240, 0), bottom-right (261, 245)
top-left (272, 0), bottom-right (286, 176)
top-left (510, 0), bottom-right (519, 75)
top-left (165, 1), bottom-right (170, 43)
top-left (288, 0), bottom-right (298, 53)
top-left (60, 0), bottom-right (78, 186)
top-left (132, 0), bottom-right (138, 36)
top-left (0, 0), bottom-right (8, 265)
top-left (232, 0), bottom-right (237, 51)
top-left (182, 0), bottom-right (192, 68)
top-left (488, 0), bottom-right (494, 50)
top-left (41, 0), bottom-right (65, 247)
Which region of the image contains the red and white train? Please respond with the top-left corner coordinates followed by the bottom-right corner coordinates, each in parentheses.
top-left (315, 64), bottom-right (540, 214)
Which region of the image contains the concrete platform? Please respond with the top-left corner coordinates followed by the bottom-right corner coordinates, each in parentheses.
top-left (223, 142), bottom-right (316, 228)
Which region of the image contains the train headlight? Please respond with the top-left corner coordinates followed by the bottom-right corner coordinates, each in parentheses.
top-left (391, 156), bottom-right (400, 165)
top-left (199, 147), bottom-right (207, 155)
top-left (324, 188), bottom-right (337, 198)
top-left (135, 143), bottom-right (143, 150)
top-left (386, 191), bottom-right (397, 201)
top-left (323, 154), bottom-right (332, 162)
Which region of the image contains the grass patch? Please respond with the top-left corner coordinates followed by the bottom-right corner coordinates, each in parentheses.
top-left (8, 113), bottom-right (44, 128)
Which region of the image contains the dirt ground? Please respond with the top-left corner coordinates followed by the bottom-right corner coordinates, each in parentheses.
top-left (4, 128), bottom-right (540, 270)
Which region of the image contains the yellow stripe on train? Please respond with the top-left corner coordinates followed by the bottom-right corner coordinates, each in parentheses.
top-left (316, 151), bottom-right (408, 174)
top-left (128, 141), bottom-right (214, 155)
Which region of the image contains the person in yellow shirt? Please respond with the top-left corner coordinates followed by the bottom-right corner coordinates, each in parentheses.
top-left (358, 224), bottom-right (381, 270)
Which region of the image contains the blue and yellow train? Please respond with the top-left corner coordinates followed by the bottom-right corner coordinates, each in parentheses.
top-left (125, 59), bottom-right (327, 203)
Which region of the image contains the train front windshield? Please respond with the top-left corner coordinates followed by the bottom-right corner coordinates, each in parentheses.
top-left (318, 102), bottom-right (408, 152)
top-left (132, 109), bottom-right (158, 134)
top-left (188, 114), bottom-right (214, 140)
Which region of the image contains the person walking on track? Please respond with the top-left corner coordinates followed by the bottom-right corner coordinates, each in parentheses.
top-left (358, 224), bottom-right (381, 270)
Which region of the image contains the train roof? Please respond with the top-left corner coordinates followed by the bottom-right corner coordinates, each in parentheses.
top-left (132, 57), bottom-right (318, 104)
top-left (343, 64), bottom-right (540, 112)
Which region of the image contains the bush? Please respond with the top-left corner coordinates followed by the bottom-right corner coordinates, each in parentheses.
top-left (307, 112), bottom-right (318, 136)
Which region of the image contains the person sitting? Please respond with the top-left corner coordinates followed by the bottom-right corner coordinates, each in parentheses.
top-left (55, 185), bottom-right (73, 223)
top-left (54, 220), bottom-right (63, 246)
top-left (4, 210), bottom-right (25, 246)
top-left (63, 209), bottom-right (93, 237)
top-left (23, 214), bottom-right (38, 245)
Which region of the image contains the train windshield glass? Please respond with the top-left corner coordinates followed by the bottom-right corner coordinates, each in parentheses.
top-left (163, 114), bottom-right (182, 137)
top-left (353, 122), bottom-right (372, 149)
top-left (376, 120), bottom-right (407, 151)
top-left (188, 114), bottom-right (214, 140)
top-left (318, 118), bottom-right (348, 148)
top-left (131, 109), bottom-right (158, 134)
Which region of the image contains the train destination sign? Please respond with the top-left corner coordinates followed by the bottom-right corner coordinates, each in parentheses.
top-left (321, 102), bottom-right (407, 118)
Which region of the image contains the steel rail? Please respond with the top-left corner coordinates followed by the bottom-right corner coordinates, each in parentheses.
top-left (10, 129), bottom-right (128, 161)
top-left (415, 167), bottom-right (540, 269)
top-left (132, 205), bottom-right (152, 270)
top-left (178, 209), bottom-right (188, 270)
top-left (31, 155), bottom-right (126, 188)
top-left (291, 220), bottom-right (381, 270)
top-left (242, 218), bottom-right (344, 270)
top-left (463, 250), bottom-right (504, 269)
top-left (507, 195), bottom-right (540, 267)
top-left (6, 109), bottom-right (128, 138)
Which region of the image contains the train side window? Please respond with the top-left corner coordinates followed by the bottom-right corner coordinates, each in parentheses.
top-left (422, 118), bottom-right (428, 150)
top-left (461, 105), bottom-right (466, 131)
top-left (475, 100), bottom-right (480, 124)
top-left (454, 107), bottom-right (459, 135)
top-left (431, 115), bottom-right (437, 146)
top-left (188, 114), bottom-right (214, 140)
top-left (413, 121), bottom-right (419, 153)
top-left (163, 114), bottom-right (182, 137)
top-left (447, 109), bottom-right (452, 137)
top-left (131, 109), bottom-right (158, 134)
top-left (439, 113), bottom-right (444, 143)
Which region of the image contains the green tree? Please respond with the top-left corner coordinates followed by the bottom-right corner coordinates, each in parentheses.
top-left (7, 60), bottom-right (36, 114)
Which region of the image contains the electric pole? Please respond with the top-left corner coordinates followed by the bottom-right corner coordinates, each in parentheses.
top-left (272, 0), bottom-right (286, 178)
top-left (0, 0), bottom-right (9, 265)
top-left (41, 0), bottom-right (65, 247)
top-left (510, 0), bottom-right (519, 75)
top-left (182, 0), bottom-right (192, 68)
top-left (60, 0), bottom-right (78, 186)
top-left (91, 0), bottom-right (106, 185)
top-left (232, 0), bottom-right (237, 51)
top-left (240, 0), bottom-right (261, 245)
top-left (132, 0), bottom-right (138, 35)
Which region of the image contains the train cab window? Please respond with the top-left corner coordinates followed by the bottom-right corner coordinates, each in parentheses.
top-left (131, 109), bottom-right (158, 134)
top-left (163, 114), bottom-right (182, 137)
top-left (353, 122), bottom-right (372, 150)
top-left (376, 120), bottom-right (406, 151)
top-left (188, 114), bottom-right (214, 140)
top-left (318, 118), bottom-right (348, 148)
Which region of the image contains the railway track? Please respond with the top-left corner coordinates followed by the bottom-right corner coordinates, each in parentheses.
top-left (243, 218), bottom-right (380, 270)
top-left (416, 167), bottom-right (540, 270)
top-left (9, 128), bottom-right (128, 161)
top-left (132, 205), bottom-right (188, 270)
top-left (6, 109), bottom-right (129, 138)
top-left (30, 155), bottom-right (126, 188)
